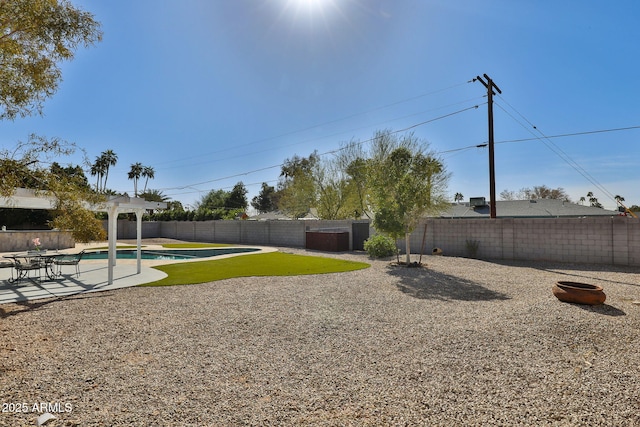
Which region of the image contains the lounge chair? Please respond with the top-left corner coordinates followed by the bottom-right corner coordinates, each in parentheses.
top-left (53, 250), bottom-right (85, 278)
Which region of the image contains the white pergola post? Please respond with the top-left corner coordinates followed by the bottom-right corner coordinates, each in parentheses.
top-left (107, 204), bottom-right (119, 285)
top-left (135, 209), bottom-right (144, 274)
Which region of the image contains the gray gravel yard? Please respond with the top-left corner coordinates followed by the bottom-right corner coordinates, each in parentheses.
top-left (1, 249), bottom-right (639, 426)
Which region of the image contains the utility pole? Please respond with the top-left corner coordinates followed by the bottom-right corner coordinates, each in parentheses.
top-left (475, 74), bottom-right (501, 219)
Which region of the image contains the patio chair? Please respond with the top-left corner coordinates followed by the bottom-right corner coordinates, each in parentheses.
top-left (13, 257), bottom-right (42, 282)
top-left (53, 250), bottom-right (85, 278)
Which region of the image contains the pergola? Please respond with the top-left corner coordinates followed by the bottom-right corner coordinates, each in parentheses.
top-left (0, 188), bottom-right (166, 285)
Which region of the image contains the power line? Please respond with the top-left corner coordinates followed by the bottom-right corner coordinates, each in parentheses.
top-left (159, 104), bottom-right (640, 202)
top-left (153, 80), bottom-right (475, 168)
top-left (494, 96), bottom-right (622, 205)
top-left (156, 104), bottom-right (482, 193)
top-left (494, 125), bottom-right (640, 144)
top-left (155, 96), bottom-right (485, 172)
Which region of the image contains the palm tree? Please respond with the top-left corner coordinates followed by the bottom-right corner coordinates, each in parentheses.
top-left (89, 157), bottom-right (105, 191)
top-left (100, 150), bottom-right (118, 191)
top-left (586, 191), bottom-right (603, 208)
top-left (141, 165), bottom-right (155, 194)
top-left (128, 162), bottom-right (143, 196)
top-left (138, 188), bottom-right (169, 203)
top-left (454, 192), bottom-right (464, 203)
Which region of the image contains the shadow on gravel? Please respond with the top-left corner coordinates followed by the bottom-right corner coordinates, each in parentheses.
top-left (574, 303), bottom-right (626, 317)
top-left (491, 260), bottom-right (640, 287)
top-left (0, 292), bottom-right (113, 318)
top-left (387, 265), bottom-right (510, 302)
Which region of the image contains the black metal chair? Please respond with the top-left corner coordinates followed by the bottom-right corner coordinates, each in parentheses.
top-left (13, 257), bottom-right (42, 282)
top-left (53, 250), bottom-right (85, 278)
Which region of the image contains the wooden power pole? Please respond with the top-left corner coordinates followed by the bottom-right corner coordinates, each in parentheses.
top-left (475, 74), bottom-right (501, 219)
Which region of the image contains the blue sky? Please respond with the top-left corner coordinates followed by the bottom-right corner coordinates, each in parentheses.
top-left (2, 0), bottom-right (639, 210)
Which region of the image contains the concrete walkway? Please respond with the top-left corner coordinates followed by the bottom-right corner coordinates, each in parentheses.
top-left (0, 260), bottom-right (167, 305)
top-left (0, 242), bottom-right (277, 305)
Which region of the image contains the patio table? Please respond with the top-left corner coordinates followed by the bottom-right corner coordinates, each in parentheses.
top-left (3, 251), bottom-right (62, 283)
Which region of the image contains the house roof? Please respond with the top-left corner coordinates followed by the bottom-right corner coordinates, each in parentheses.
top-left (440, 199), bottom-right (622, 218)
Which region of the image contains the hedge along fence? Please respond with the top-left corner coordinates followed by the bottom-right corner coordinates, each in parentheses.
top-left (105, 216), bottom-right (640, 266)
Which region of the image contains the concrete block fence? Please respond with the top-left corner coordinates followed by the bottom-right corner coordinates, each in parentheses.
top-left (408, 216), bottom-right (640, 266)
top-left (0, 230), bottom-right (74, 252)
top-left (105, 217), bottom-right (640, 267)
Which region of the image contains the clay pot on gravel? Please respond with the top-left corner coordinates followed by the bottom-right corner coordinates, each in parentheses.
top-left (552, 281), bottom-right (606, 305)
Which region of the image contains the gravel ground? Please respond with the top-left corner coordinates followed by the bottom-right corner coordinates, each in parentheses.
top-left (1, 248), bottom-right (639, 426)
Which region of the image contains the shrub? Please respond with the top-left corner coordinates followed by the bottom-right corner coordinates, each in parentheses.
top-left (364, 234), bottom-right (398, 258)
top-left (465, 239), bottom-right (480, 258)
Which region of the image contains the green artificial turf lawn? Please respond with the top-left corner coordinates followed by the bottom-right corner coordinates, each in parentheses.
top-left (162, 243), bottom-right (232, 248)
top-left (141, 252), bottom-right (370, 286)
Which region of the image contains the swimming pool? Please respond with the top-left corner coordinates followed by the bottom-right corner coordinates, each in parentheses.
top-left (83, 248), bottom-right (260, 261)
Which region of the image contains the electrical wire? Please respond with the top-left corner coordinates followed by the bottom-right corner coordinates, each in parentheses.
top-left (155, 96), bottom-right (486, 172)
top-left (161, 106), bottom-right (640, 201)
top-left (156, 104), bottom-right (482, 194)
top-left (494, 125), bottom-right (640, 144)
top-left (494, 95), bottom-right (626, 205)
top-left (153, 80), bottom-right (475, 168)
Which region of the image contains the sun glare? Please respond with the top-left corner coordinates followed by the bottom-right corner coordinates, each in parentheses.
top-left (284, 0), bottom-right (338, 20)
top-left (274, 0), bottom-right (350, 43)
top-left (294, 0), bottom-right (327, 10)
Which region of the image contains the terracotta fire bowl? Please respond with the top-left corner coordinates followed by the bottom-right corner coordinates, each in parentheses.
top-left (552, 281), bottom-right (606, 305)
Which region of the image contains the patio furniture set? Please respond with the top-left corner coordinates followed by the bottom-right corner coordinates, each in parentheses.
top-left (1, 250), bottom-right (85, 283)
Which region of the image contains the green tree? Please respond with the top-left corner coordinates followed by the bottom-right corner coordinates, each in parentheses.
top-left (194, 188), bottom-right (244, 220)
top-left (141, 165), bottom-right (155, 194)
top-left (90, 149), bottom-right (117, 192)
top-left (314, 156), bottom-right (359, 220)
top-left (226, 182), bottom-right (248, 210)
top-left (500, 185), bottom-right (570, 201)
top-left (127, 162), bottom-right (143, 196)
top-left (0, 136), bottom-right (106, 241)
top-left (90, 155), bottom-right (105, 191)
top-left (50, 162), bottom-right (89, 190)
top-left (524, 185), bottom-right (570, 201)
top-left (100, 149), bottom-right (118, 191)
top-left (344, 157), bottom-right (370, 218)
top-left (277, 152), bottom-right (318, 218)
top-left (586, 191), bottom-right (603, 208)
top-left (251, 182), bottom-right (277, 213)
top-left (0, 0), bottom-right (102, 120)
top-left (368, 131), bottom-right (450, 264)
top-left (138, 189), bottom-right (169, 203)
top-left (0, 3), bottom-right (104, 242)
top-left (454, 192), bottom-right (464, 203)
top-left (197, 189), bottom-right (228, 211)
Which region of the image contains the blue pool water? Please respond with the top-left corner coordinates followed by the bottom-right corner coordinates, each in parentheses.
top-left (83, 248), bottom-right (260, 260)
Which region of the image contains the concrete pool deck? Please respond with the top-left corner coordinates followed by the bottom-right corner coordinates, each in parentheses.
top-left (0, 242), bottom-right (275, 305)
